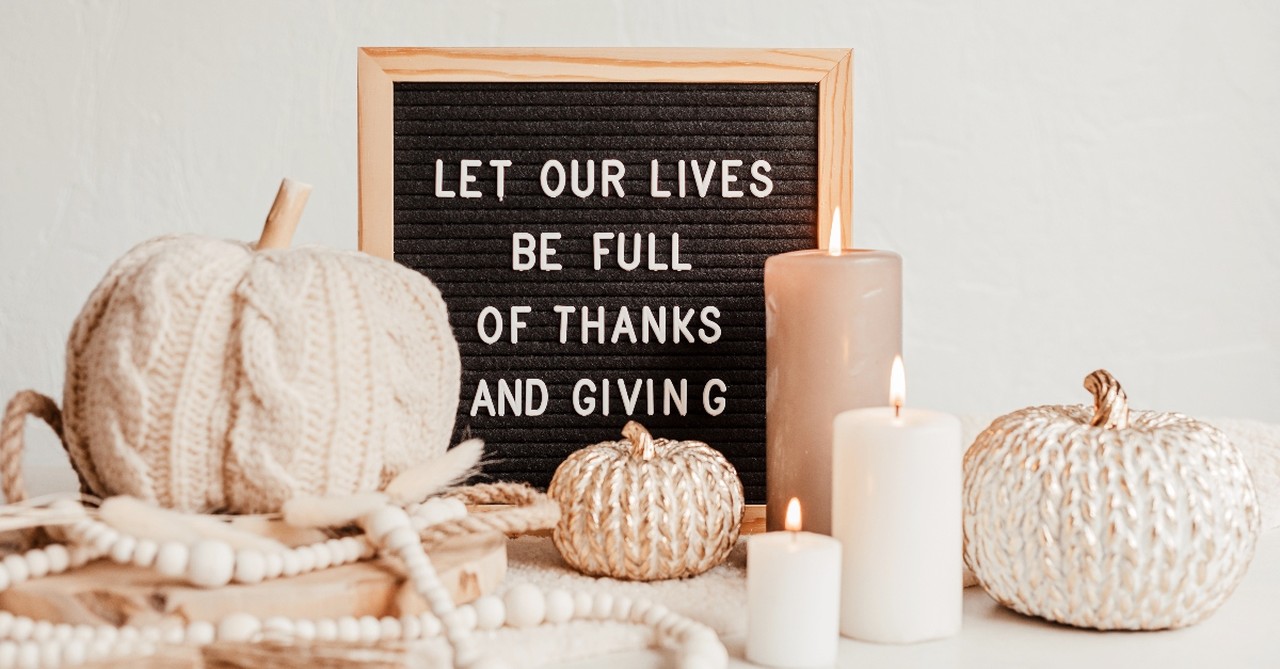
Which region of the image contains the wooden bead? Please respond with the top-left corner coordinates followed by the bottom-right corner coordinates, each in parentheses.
top-left (336, 616), bottom-right (361, 643)
top-left (67, 547), bottom-right (95, 569)
top-left (262, 616), bottom-right (294, 639)
top-left (62, 639), bottom-right (86, 665)
top-left (52, 623), bottom-right (74, 642)
top-left (363, 507), bottom-right (410, 541)
top-left (3, 555), bottom-right (30, 584)
top-left (39, 641), bottom-right (60, 668)
top-left (544, 589), bottom-right (574, 624)
top-left (340, 537), bottom-right (366, 562)
top-left (186, 621), bottom-right (215, 646)
top-left (592, 593), bottom-right (614, 620)
top-left (89, 528), bottom-right (120, 554)
top-left (358, 615), bottom-right (381, 642)
top-left (10, 616), bottom-right (34, 640)
top-left (324, 540), bottom-right (347, 565)
top-left (311, 544), bottom-right (333, 571)
top-left (295, 546), bottom-right (317, 574)
top-left (399, 614), bottom-right (422, 640)
top-left (263, 551), bottom-right (284, 580)
top-left (294, 619), bottom-right (316, 641)
top-left (43, 545), bottom-right (69, 574)
top-left (162, 625), bottom-right (185, 645)
top-left (504, 584), bottom-right (546, 628)
top-left (139, 625), bottom-right (163, 642)
top-left (643, 604), bottom-right (670, 627)
top-left (16, 642), bottom-right (37, 669)
top-left (129, 541), bottom-right (157, 569)
top-left (217, 613), bottom-right (261, 642)
top-left (473, 595), bottom-right (506, 630)
top-left (234, 550), bottom-right (266, 585)
top-left (573, 591), bottom-right (594, 619)
top-left (445, 606), bottom-right (477, 633)
top-left (31, 620), bottom-right (53, 641)
top-left (25, 550), bottom-right (50, 579)
top-left (314, 619), bottom-right (338, 641)
top-left (71, 625), bottom-right (94, 641)
top-left (419, 613), bottom-right (442, 638)
top-left (87, 638), bottom-right (111, 660)
top-left (187, 540), bottom-right (235, 588)
top-left (379, 616), bottom-right (402, 641)
top-left (679, 637), bottom-right (729, 669)
top-left (155, 542), bottom-right (189, 578)
top-left (280, 551), bottom-right (301, 578)
top-left (109, 536), bottom-right (136, 564)
top-left (384, 526), bottom-right (419, 552)
top-left (94, 626), bottom-right (117, 644)
top-left (612, 596), bottom-right (634, 621)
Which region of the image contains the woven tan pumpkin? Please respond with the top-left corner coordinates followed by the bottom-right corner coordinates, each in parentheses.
top-left (549, 421), bottom-right (745, 580)
top-left (963, 369), bottom-right (1260, 630)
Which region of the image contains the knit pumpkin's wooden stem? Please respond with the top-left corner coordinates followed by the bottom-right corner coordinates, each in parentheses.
top-left (1084, 369), bottom-right (1130, 429)
top-left (622, 421), bottom-right (656, 460)
top-left (256, 178), bottom-right (313, 250)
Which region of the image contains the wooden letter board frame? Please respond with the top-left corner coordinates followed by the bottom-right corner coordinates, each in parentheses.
top-left (357, 48), bottom-right (851, 516)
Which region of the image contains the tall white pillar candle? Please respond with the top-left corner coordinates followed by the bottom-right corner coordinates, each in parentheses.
top-left (832, 357), bottom-right (963, 643)
top-left (747, 499), bottom-right (842, 667)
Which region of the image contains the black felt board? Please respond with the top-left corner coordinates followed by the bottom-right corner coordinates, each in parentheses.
top-left (392, 82), bottom-right (818, 503)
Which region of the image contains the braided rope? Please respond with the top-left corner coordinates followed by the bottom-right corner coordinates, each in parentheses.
top-left (1084, 369), bottom-right (1129, 429)
top-left (418, 482), bottom-right (560, 550)
top-left (1, 391), bottom-right (72, 506)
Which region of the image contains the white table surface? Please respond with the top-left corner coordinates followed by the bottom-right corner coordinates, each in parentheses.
top-left (563, 531), bottom-right (1280, 669)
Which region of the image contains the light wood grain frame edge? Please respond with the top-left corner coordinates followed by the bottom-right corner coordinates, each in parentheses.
top-left (358, 49), bottom-right (395, 260)
top-left (358, 48), bottom-right (853, 257)
top-left (816, 50), bottom-right (853, 249)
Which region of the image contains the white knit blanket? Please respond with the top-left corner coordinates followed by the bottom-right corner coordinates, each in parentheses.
top-left (478, 417), bottom-right (1280, 667)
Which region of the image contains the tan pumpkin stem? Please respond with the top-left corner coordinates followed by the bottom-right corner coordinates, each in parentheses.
top-left (622, 421), bottom-right (656, 460)
top-left (1084, 369), bottom-right (1130, 429)
top-left (256, 178), bottom-right (313, 250)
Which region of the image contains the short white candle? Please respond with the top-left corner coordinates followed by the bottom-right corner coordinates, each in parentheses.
top-left (747, 498), bottom-right (842, 667)
top-left (832, 356), bottom-right (963, 643)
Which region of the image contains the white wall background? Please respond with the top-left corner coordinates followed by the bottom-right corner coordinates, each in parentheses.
top-left (2, 0), bottom-right (1278, 476)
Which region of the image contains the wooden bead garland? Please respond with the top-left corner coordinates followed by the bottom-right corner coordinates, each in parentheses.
top-left (0, 490), bottom-right (728, 669)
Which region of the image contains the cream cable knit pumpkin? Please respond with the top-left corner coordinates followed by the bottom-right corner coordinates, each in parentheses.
top-left (60, 234), bottom-right (461, 513)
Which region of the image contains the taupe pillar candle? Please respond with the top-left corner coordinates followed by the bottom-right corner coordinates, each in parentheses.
top-left (764, 245), bottom-right (902, 533)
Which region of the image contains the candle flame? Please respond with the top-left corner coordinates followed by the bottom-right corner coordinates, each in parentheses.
top-left (785, 497), bottom-right (802, 531)
top-left (827, 208), bottom-right (842, 256)
top-left (890, 355), bottom-right (905, 417)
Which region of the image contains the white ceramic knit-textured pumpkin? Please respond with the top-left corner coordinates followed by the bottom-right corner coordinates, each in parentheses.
top-left (61, 210), bottom-right (460, 514)
top-left (549, 421), bottom-right (745, 581)
top-left (963, 370), bottom-right (1260, 630)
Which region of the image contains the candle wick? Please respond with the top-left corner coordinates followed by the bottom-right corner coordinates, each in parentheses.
top-left (790, 530), bottom-right (798, 546)
top-left (894, 403), bottom-right (901, 419)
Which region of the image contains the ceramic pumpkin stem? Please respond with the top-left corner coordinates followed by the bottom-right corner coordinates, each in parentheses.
top-left (256, 178), bottom-right (313, 250)
top-left (1083, 369), bottom-right (1130, 429)
top-left (622, 421), bottom-right (656, 460)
